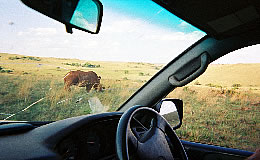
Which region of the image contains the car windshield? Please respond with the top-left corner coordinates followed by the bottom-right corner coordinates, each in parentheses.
top-left (0, 0), bottom-right (205, 121)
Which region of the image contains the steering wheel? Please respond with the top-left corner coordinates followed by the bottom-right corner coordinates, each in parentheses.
top-left (116, 105), bottom-right (188, 160)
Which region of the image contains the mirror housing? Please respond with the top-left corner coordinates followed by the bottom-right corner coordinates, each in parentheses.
top-left (155, 99), bottom-right (183, 130)
top-left (21, 0), bottom-right (103, 34)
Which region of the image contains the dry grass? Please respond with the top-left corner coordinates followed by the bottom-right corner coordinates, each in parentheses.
top-left (1, 52), bottom-right (259, 151)
top-left (167, 86), bottom-right (259, 151)
top-left (18, 77), bottom-right (35, 101)
top-left (196, 63), bottom-right (260, 89)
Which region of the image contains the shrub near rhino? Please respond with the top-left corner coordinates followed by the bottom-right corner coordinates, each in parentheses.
top-left (0, 66), bottom-right (13, 73)
top-left (62, 62), bottom-right (101, 68)
top-left (8, 56), bottom-right (41, 61)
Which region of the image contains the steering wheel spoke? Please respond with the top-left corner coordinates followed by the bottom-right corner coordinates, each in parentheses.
top-left (128, 126), bottom-right (138, 149)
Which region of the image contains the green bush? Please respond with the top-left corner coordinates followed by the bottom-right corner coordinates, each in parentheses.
top-left (62, 63), bottom-right (70, 65)
top-left (8, 56), bottom-right (40, 61)
top-left (0, 69), bottom-right (13, 73)
top-left (194, 81), bottom-right (201, 85)
top-left (82, 62), bottom-right (100, 68)
top-left (155, 67), bottom-right (160, 70)
top-left (8, 56), bottom-right (20, 60)
top-left (71, 63), bottom-right (81, 67)
top-left (206, 83), bottom-right (222, 88)
top-left (63, 62), bottom-right (101, 68)
top-left (139, 72), bottom-right (144, 76)
top-left (27, 57), bottom-right (41, 61)
top-left (183, 86), bottom-right (189, 92)
top-left (5, 70), bottom-right (13, 73)
top-left (232, 83), bottom-right (242, 88)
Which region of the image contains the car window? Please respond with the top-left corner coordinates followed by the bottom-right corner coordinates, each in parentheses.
top-left (0, 0), bottom-right (204, 121)
top-left (166, 44), bottom-right (260, 152)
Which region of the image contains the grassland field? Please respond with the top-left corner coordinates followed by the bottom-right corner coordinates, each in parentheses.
top-left (0, 53), bottom-right (259, 152)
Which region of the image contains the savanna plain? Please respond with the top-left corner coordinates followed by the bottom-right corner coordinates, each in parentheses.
top-left (0, 53), bottom-right (259, 152)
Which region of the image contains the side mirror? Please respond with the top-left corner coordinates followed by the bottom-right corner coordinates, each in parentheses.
top-left (155, 99), bottom-right (183, 130)
top-left (21, 0), bottom-right (103, 34)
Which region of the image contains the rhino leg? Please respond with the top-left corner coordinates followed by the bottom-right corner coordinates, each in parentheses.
top-left (93, 83), bottom-right (99, 91)
top-left (85, 84), bottom-right (93, 92)
top-left (64, 84), bottom-right (71, 91)
top-left (64, 80), bottom-right (74, 91)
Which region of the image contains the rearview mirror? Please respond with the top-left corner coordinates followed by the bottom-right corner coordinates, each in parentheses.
top-left (155, 99), bottom-right (183, 130)
top-left (21, 0), bottom-right (103, 34)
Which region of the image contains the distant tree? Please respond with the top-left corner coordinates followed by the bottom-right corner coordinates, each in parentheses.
top-left (139, 72), bottom-right (144, 76)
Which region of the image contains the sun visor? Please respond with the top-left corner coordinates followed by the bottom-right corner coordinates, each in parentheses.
top-left (207, 6), bottom-right (259, 33)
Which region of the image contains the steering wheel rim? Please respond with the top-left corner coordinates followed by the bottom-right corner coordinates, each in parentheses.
top-left (116, 105), bottom-right (188, 160)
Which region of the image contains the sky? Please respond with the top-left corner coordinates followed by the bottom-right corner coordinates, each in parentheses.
top-left (0, 0), bottom-right (259, 64)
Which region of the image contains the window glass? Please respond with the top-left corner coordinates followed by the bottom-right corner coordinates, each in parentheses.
top-left (0, 0), bottom-right (204, 121)
top-left (167, 45), bottom-right (260, 152)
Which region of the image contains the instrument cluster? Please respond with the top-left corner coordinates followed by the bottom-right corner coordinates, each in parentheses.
top-left (57, 119), bottom-right (119, 160)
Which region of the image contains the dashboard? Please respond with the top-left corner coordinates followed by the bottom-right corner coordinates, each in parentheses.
top-left (0, 110), bottom-right (254, 160)
top-left (0, 112), bottom-right (123, 160)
